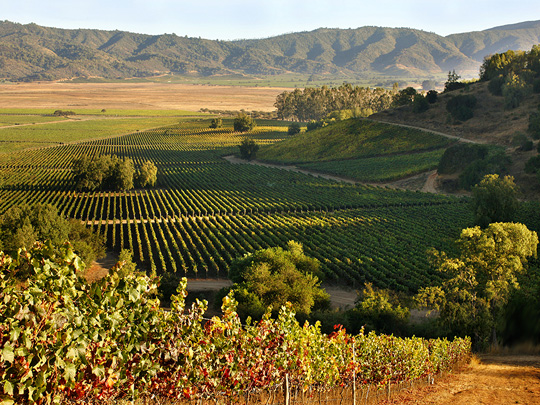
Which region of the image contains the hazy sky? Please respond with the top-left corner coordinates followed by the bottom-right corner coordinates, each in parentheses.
top-left (4, 0), bottom-right (540, 40)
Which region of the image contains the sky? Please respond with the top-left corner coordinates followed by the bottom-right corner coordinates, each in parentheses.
top-left (3, 0), bottom-right (540, 40)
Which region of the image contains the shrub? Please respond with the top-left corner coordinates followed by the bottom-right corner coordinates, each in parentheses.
top-left (488, 75), bottom-right (505, 96)
top-left (209, 117), bottom-right (223, 128)
top-left (438, 144), bottom-right (488, 175)
top-left (287, 122), bottom-right (301, 135)
top-left (238, 137), bottom-right (259, 160)
top-left (528, 111), bottom-right (540, 139)
top-left (412, 94), bottom-right (429, 113)
top-left (446, 95), bottom-right (477, 121)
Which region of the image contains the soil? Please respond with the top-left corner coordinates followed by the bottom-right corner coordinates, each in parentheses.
top-left (0, 82), bottom-right (286, 112)
top-left (383, 355), bottom-right (540, 404)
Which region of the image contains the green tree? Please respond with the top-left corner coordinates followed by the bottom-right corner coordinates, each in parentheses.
top-left (238, 137), bottom-right (259, 160)
top-left (0, 203), bottom-right (104, 266)
top-left (136, 160), bottom-right (158, 188)
top-left (416, 223), bottom-right (538, 348)
top-left (472, 174), bottom-right (519, 227)
top-left (233, 113), bottom-right (256, 132)
top-left (228, 241), bottom-right (329, 318)
top-left (444, 70), bottom-right (465, 92)
top-left (412, 94), bottom-right (429, 113)
top-left (209, 117), bottom-right (223, 129)
top-left (347, 283), bottom-right (409, 335)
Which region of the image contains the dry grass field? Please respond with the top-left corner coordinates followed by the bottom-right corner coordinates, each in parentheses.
top-left (0, 82), bottom-right (285, 112)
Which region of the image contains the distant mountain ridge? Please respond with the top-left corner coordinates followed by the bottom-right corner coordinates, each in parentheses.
top-left (0, 20), bottom-right (539, 82)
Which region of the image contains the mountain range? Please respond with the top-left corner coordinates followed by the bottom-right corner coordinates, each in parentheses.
top-left (1, 20), bottom-right (540, 82)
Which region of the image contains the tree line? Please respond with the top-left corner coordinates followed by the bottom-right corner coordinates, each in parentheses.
top-left (72, 155), bottom-right (158, 191)
top-left (274, 84), bottom-right (395, 121)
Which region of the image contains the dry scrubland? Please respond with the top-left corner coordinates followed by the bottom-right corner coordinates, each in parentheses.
top-left (0, 82), bottom-right (286, 112)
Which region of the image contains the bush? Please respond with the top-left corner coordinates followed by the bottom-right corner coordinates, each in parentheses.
top-left (458, 152), bottom-right (511, 190)
top-left (438, 144), bottom-right (488, 175)
top-left (287, 122), bottom-right (301, 135)
top-left (528, 111), bottom-right (540, 139)
top-left (525, 155), bottom-right (540, 174)
top-left (238, 137), bottom-right (259, 160)
top-left (412, 94), bottom-right (429, 113)
top-left (209, 117), bottom-right (223, 129)
top-left (446, 95), bottom-right (477, 121)
top-left (533, 78), bottom-right (540, 94)
top-left (488, 75), bottom-right (505, 96)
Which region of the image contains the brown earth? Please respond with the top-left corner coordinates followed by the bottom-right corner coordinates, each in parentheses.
top-left (0, 82), bottom-right (286, 112)
top-left (383, 355), bottom-right (540, 405)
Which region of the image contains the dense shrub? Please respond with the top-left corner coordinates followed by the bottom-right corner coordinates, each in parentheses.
top-left (287, 122), bottom-right (301, 135)
top-left (209, 117), bottom-right (223, 128)
top-left (438, 144), bottom-right (488, 174)
top-left (446, 95), bottom-right (477, 121)
top-left (412, 94), bottom-right (429, 113)
top-left (528, 110), bottom-right (540, 139)
top-left (488, 75), bottom-right (505, 96)
top-left (238, 137), bottom-right (259, 160)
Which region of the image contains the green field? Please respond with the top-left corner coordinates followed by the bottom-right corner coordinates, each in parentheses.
top-left (0, 116), bottom-right (190, 154)
top-left (0, 117), bottom-right (479, 292)
top-left (298, 149), bottom-right (445, 182)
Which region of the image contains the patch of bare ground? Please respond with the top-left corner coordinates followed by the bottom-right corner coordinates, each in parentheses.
top-left (0, 82), bottom-right (286, 112)
top-left (383, 355), bottom-right (540, 405)
top-left (84, 251), bottom-right (118, 283)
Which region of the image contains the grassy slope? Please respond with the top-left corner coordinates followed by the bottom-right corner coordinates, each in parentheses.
top-left (259, 119), bottom-right (452, 164)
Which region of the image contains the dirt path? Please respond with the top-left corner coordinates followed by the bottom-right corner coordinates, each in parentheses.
top-left (384, 355), bottom-right (540, 404)
top-left (421, 170), bottom-right (438, 193)
top-left (223, 155), bottom-right (404, 189)
top-left (367, 118), bottom-right (485, 145)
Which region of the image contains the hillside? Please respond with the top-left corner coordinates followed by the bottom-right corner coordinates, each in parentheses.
top-left (1, 20), bottom-right (540, 82)
top-left (258, 119), bottom-right (451, 162)
top-left (371, 80), bottom-right (540, 197)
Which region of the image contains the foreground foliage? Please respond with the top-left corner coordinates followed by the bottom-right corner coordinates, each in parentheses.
top-left (0, 244), bottom-right (471, 404)
top-left (416, 222), bottom-right (538, 349)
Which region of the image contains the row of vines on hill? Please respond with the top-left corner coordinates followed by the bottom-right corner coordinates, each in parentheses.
top-left (0, 244), bottom-right (472, 404)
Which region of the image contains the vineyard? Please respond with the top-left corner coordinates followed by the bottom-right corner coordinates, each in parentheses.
top-left (0, 244), bottom-right (472, 404)
top-left (2, 116), bottom-right (540, 291)
top-left (0, 116), bottom-right (484, 292)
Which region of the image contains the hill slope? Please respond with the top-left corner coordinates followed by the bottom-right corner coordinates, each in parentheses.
top-left (1, 20), bottom-right (540, 82)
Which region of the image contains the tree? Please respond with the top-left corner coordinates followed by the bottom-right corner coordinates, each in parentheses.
top-left (412, 94), bottom-right (429, 113)
top-left (472, 174), bottom-right (519, 227)
top-left (347, 283), bottom-right (409, 335)
top-left (136, 160), bottom-right (158, 188)
top-left (209, 117), bottom-right (223, 129)
top-left (416, 223), bottom-right (538, 349)
top-left (444, 70), bottom-right (465, 92)
top-left (233, 113), bottom-right (256, 132)
top-left (238, 137), bottom-right (259, 160)
top-left (0, 203), bottom-right (104, 266)
top-left (392, 87), bottom-right (417, 107)
top-left (425, 90), bottom-right (438, 104)
top-left (227, 241), bottom-right (329, 318)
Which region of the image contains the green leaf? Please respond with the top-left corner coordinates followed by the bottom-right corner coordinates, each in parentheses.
top-left (1, 398), bottom-right (15, 405)
top-left (64, 362), bottom-right (77, 382)
top-left (1, 345), bottom-right (14, 363)
top-left (3, 381), bottom-right (13, 396)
